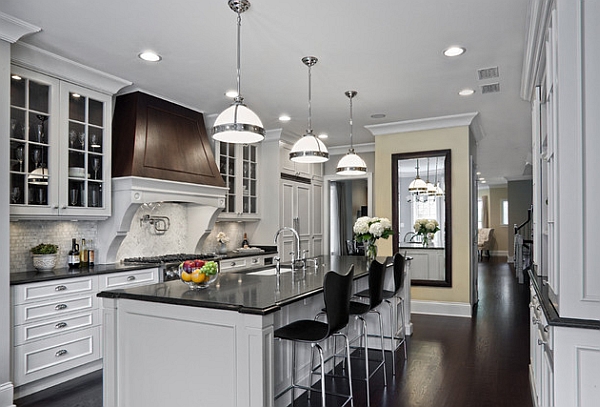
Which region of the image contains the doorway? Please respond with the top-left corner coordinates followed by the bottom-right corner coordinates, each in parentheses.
top-left (323, 173), bottom-right (373, 256)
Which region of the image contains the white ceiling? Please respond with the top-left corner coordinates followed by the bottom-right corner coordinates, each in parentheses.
top-left (3, 0), bottom-right (533, 185)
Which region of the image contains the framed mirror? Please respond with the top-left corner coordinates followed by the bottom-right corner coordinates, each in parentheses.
top-left (392, 150), bottom-right (451, 287)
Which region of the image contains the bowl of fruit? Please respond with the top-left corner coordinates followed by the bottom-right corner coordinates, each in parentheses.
top-left (179, 259), bottom-right (219, 289)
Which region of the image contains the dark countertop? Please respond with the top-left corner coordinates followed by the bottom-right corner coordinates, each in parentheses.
top-left (528, 269), bottom-right (600, 330)
top-left (10, 247), bottom-right (278, 286)
top-left (98, 255), bottom-right (379, 315)
top-left (10, 263), bottom-right (160, 285)
top-left (399, 243), bottom-right (444, 250)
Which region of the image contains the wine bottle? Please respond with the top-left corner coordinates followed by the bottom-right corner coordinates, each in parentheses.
top-left (242, 233), bottom-right (249, 248)
top-left (68, 238), bottom-right (80, 268)
top-left (79, 238), bottom-right (89, 267)
top-left (88, 239), bottom-right (95, 266)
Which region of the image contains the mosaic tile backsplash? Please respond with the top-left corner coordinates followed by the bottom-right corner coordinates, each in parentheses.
top-left (10, 203), bottom-right (247, 273)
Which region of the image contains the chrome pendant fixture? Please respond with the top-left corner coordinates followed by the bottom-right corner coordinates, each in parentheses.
top-left (289, 56), bottom-right (329, 163)
top-left (408, 159), bottom-right (428, 192)
top-left (212, 0), bottom-right (265, 144)
top-left (425, 158), bottom-right (437, 195)
top-left (337, 90), bottom-right (367, 175)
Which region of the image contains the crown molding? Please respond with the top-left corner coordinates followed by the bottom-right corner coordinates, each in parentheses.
top-left (365, 112), bottom-right (479, 137)
top-left (0, 12), bottom-right (40, 43)
top-left (328, 142), bottom-right (374, 155)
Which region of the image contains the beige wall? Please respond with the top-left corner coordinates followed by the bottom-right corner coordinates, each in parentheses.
top-left (374, 126), bottom-right (472, 304)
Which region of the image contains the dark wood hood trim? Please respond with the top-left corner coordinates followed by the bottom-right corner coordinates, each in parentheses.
top-left (112, 92), bottom-right (225, 187)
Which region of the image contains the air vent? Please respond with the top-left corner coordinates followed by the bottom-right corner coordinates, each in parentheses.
top-left (480, 83), bottom-right (500, 94)
top-left (477, 66), bottom-right (499, 80)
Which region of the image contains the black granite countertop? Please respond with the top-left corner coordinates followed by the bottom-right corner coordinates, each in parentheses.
top-left (98, 255), bottom-right (379, 315)
top-left (399, 243), bottom-right (444, 250)
top-left (10, 263), bottom-right (160, 285)
top-left (528, 269), bottom-right (600, 330)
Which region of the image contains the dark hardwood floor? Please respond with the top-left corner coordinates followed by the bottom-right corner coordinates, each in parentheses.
top-left (13, 259), bottom-right (533, 407)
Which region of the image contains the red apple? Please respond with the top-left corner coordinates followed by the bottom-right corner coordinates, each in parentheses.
top-left (183, 260), bottom-right (195, 272)
top-left (194, 259), bottom-right (205, 268)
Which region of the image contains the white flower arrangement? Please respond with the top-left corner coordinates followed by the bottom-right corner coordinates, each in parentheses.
top-left (413, 218), bottom-right (440, 238)
top-left (216, 232), bottom-right (230, 244)
top-left (353, 216), bottom-right (394, 243)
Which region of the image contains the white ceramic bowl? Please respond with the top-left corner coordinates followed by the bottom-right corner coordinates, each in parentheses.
top-left (69, 167), bottom-right (85, 178)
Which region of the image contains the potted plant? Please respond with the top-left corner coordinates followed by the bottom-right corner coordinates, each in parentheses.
top-left (31, 243), bottom-right (59, 271)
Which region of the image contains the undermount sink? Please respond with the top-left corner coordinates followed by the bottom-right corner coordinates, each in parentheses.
top-left (247, 267), bottom-right (293, 276)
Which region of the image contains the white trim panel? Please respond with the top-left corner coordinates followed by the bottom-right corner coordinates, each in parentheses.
top-left (410, 300), bottom-right (472, 318)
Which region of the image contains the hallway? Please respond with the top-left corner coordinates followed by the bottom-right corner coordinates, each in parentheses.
top-left (14, 260), bottom-right (533, 407)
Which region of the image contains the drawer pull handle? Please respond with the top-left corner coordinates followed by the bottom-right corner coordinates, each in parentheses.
top-left (230, 262), bottom-right (236, 266)
top-left (537, 339), bottom-right (547, 346)
top-left (55, 322), bottom-right (68, 329)
top-left (55, 304), bottom-right (68, 311)
top-left (127, 276), bottom-right (136, 281)
top-left (55, 285), bottom-right (67, 291)
top-left (55, 349), bottom-right (68, 357)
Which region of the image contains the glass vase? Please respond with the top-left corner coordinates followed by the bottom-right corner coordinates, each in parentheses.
top-left (365, 240), bottom-right (378, 262)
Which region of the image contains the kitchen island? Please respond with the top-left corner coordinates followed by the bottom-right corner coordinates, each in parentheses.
top-left (98, 255), bottom-right (411, 407)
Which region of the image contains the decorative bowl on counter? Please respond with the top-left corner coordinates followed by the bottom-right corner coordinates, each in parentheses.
top-left (178, 260), bottom-right (219, 289)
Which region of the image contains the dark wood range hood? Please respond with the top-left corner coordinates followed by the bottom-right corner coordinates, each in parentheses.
top-left (96, 92), bottom-right (227, 264)
top-left (111, 91), bottom-right (225, 187)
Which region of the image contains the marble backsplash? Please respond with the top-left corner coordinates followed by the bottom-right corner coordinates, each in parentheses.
top-left (10, 203), bottom-right (247, 272)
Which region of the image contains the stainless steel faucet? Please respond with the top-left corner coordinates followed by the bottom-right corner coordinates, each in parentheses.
top-left (274, 226), bottom-right (301, 264)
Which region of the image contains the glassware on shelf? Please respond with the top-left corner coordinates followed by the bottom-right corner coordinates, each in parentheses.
top-left (78, 132), bottom-right (85, 149)
top-left (70, 188), bottom-right (78, 207)
top-left (90, 133), bottom-right (100, 150)
top-left (32, 148), bottom-right (42, 169)
top-left (11, 187), bottom-right (20, 204)
top-left (16, 145), bottom-right (24, 172)
top-left (92, 157), bottom-right (101, 180)
top-left (69, 130), bottom-right (77, 148)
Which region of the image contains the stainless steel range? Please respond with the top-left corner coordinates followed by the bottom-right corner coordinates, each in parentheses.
top-left (123, 253), bottom-right (218, 281)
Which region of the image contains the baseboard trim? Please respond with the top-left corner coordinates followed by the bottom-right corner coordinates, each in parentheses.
top-left (0, 381), bottom-right (15, 407)
top-left (411, 300), bottom-right (472, 318)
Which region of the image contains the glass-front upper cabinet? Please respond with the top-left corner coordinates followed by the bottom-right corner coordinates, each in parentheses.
top-left (215, 141), bottom-right (259, 220)
top-left (9, 66), bottom-right (112, 220)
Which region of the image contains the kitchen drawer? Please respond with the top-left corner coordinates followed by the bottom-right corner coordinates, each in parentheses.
top-left (220, 257), bottom-right (249, 272)
top-left (14, 294), bottom-right (97, 326)
top-left (98, 268), bottom-right (158, 290)
top-left (13, 326), bottom-right (100, 386)
top-left (14, 310), bottom-right (99, 345)
top-left (12, 276), bottom-right (97, 305)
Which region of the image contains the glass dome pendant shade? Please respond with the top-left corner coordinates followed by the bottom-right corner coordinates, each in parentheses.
top-left (212, 0), bottom-right (265, 144)
top-left (290, 56), bottom-right (329, 163)
top-left (408, 159), bottom-right (428, 192)
top-left (337, 90), bottom-right (367, 175)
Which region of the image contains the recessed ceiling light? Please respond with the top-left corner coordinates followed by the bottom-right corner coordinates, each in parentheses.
top-left (11, 74), bottom-right (22, 80)
top-left (480, 180), bottom-right (487, 184)
top-left (225, 90), bottom-right (238, 98)
top-left (443, 46), bottom-right (466, 57)
top-left (318, 133), bottom-right (328, 139)
top-left (476, 171), bottom-right (481, 176)
top-left (459, 88), bottom-right (475, 96)
top-left (371, 113), bottom-right (386, 119)
top-left (278, 115), bottom-right (291, 122)
top-left (138, 51), bottom-right (162, 62)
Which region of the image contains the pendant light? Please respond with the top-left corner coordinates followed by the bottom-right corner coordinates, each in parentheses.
top-left (425, 158), bottom-right (437, 195)
top-left (289, 56), bottom-right (329, 163)
top-left (212, 0), bottom-right (265, 144)
top-left (408, 159), bottom-right (428, 192)
top-left (337, 91), bottom-right (367, 175)
top-left (434, 157), bottom-right (445, 196)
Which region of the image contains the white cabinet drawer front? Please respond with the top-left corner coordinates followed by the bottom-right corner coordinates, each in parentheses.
top-left (13, 327), bottom-right (100, 386)
top-left (99, 269), bottom-right (158, 290)
top-left (220, 258), bottom-right (248, 271)
top-left (14, 295), bottom-right (97, 326)
top-left (14, 310), bottom-right (98, 345)
top-left (13, 277), bottom-right (97, 305)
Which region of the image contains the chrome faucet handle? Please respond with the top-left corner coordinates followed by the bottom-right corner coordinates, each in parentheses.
top-left (302, 249), bottom-right (309, 260)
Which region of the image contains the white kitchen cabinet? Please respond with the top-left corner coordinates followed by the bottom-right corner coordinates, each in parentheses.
top-left (215, 141), bottom-right (259, 220)
top-left (279, 179), bottom-right (312, 262)
top-left (402, 248), bottom-right (444, 281)
top-left (11, 268), bottom-right (158, 397)
top-left (9, 65), bottom-right (112, 220)
top-left (279, 140), bottom-right (322, 180)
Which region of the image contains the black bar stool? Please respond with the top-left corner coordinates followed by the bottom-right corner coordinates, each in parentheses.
top-left (354, 253), bottom-right (407, 375)
top-left (347, 259), bottom-right (388, 407)
top-left (274, 266), bottom-right (355, 407)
